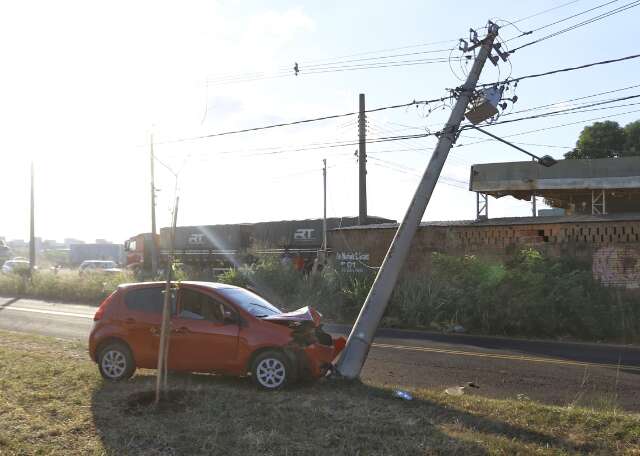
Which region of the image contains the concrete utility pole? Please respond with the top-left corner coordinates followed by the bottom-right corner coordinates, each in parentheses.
top-left (531, 158), bottom-right (537, 217)
top-left (150, 133), bottom-right (159, 277)
top-left (322, 158), bottom-right (328, 259)
top-left (335, 23), bottom-right (499, 379)
top-left (358, 93), bottom-right (367, 225)
top-left (29, 162), bottom-right (35, 275)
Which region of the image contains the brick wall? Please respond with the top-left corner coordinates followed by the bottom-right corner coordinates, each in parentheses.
top-left (328, 219), bottom-right (640, 289)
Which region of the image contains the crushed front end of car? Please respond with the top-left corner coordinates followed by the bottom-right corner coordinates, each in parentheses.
top-left (263, 306), bottom-right (347, 379)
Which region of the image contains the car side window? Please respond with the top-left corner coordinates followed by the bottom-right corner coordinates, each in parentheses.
top-left (179, 288), bottom-right (225, 322)
top-left (125, 287), bottom-right (175, 314)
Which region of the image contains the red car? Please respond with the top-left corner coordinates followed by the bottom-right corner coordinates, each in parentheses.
top-left (88, 281), bottom-right (346, 390)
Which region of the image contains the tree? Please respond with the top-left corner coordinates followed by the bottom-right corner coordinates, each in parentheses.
top-left (564, 121), bottom-right (626, 159)
top-left (624, 120), bottom-right (640, 156)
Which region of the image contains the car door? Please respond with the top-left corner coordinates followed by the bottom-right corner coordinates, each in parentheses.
top-left (120, 286), bottom-right (168, 368)
top-left (169, 286), bottom-right (239, 373)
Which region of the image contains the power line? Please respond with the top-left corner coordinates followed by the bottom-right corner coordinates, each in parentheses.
top-left (504, 82), bottom-right (640, 116)
top-left (517, 0), bottom-right (619, 33)
top-left (153, 96), bottom-right (451, 146)
top-left (465, 94), bottom-right (640, 129)
top-left (286, 48), bottom-right (452, 71)
top-left (478, 53), bottom-right (640, 88)
top-left (454, 107), bottom-right (640, 149)
top-left (369, 160), bottom-right (468, 190)
top-left (207, 57), bottom-right (452, 85)
top-left (510, 0), bottom-right (640, 52)
top-left (509, 0), bottom-right (585, 25)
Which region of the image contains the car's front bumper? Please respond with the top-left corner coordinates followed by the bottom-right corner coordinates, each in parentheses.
top-left (302, 336), bottom-right (347, 378)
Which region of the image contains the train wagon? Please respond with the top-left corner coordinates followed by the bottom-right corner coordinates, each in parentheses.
top-left (125, 216), bottom-right (394, 275)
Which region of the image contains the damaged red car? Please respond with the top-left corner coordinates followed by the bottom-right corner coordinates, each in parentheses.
top-left (88, 281), bottom-right (346, 390)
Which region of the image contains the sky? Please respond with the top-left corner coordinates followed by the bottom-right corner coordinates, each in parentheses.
top-left (1, 0), bottom-right (639, 243)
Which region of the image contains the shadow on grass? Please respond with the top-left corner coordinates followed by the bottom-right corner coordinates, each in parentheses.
top-left (90, 372), bottom-right (594, 455)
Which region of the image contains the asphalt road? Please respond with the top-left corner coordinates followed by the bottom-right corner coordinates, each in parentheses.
top-left (1, 296), bottom-right (639, 411)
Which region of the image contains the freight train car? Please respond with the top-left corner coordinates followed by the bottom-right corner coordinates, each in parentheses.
top-left (125, 216), bottom-right (394, 275)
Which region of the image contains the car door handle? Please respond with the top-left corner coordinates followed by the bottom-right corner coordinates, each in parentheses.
top-left (150, 327), bottom-right (160, 336)
top-left (125, 318), bottom-right (136, 324)
top-left (172, 326), bottom-right (190, 334)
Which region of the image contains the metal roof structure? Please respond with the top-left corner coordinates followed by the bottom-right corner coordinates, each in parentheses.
top-left (469, 157), bottom-right (640, 215)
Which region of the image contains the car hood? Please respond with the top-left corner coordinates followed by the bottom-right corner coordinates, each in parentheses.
top-left (262, 306), bottom-right (322, 326)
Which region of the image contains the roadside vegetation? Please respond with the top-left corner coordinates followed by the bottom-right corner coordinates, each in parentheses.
top-left (1, 330), bottom-right (638, 455)
top-left (219, 249), bottom-right (640, 344)
top-left (0, 269), bottom-right (134, 304)
top-left (1, 248), bottom-right (638, 343)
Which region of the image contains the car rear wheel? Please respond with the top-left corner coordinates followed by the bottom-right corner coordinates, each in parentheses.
top-left (98, 342), bottom-right (135, 381)
top-left (251, 350), bottom-right (290, 390)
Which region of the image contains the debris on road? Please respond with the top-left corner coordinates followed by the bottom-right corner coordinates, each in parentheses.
top-left (393, 389), bottom-right (413, 401)
top-left (445, 382), bottom-right (479, 396)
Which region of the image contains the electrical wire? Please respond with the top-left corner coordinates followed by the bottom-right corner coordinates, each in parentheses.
top-left (510, 0), bottom-right (585, 25)
top-left (504, 82), bottom-right (640, 116)
top-left (454, 107), bottom-right (640, 149)
top-left (153, 96), bottom-right (451, 146)
top-left (509, 0), bottom-right (640, 52)
top-left (478, 53), bottom-right (640, 88)
top-left (463, 94), bottom-right (640, 130)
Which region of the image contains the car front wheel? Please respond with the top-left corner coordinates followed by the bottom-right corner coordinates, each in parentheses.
top-left (98, 342), bottom-right (135, 381)
top-left (251, 350), bottom-right (291, 390)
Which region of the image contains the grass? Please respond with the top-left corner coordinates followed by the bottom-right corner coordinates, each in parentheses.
top-left (0, 270), bottom-right (135, 305)
top-left (1, 331), bottom-right (639, 455)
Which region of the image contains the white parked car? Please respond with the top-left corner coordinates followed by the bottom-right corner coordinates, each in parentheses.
top-left (1, 259), bottom-right (31, 274)
top-left (79, 260), bottom-right (122, 275)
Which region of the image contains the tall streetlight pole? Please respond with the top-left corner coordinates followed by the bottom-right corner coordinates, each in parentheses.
top-left (335, 23), bottom-right (500, 379)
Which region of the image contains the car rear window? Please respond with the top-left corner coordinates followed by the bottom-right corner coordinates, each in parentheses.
top-left (124, 287), bottom-right (167, 313)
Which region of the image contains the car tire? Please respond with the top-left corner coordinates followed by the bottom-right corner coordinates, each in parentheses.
top-left (251, 350), bottom-right (291, 391)
top-left (98, 342), bottom-right (135, 381)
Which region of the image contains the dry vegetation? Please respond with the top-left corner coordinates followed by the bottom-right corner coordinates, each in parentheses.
top-left (0, 330), bottom-right (639, 455)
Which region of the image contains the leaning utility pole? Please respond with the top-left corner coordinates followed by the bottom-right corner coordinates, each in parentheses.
top-left (335, 23), bottom-right (500, 379)
top-left (150, 134), bottom-right (159, 277)
top-left (29, 162), bottom-right (35, 276)
top-left (358, 93), bottom-right (367, 225)
top-left (322, 158), bottom-right (328, 259)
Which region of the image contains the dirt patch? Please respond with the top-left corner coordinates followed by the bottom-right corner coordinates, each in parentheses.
top-left (124, 389), bottom-right (194, 415)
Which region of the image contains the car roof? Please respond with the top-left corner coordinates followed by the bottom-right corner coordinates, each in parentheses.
top-left (117, 281), bottom-right (240, 291)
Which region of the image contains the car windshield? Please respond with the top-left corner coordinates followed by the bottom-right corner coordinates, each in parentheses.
top-left (217, 287), bottom-right (281, 317)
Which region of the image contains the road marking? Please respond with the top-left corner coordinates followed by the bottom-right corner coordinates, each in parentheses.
top-left (1, 306), bottom-right (94, 319)
top-left (3, 305), bottom-right (638, 372)
top-left (372, 342), bottom-right (640, 372)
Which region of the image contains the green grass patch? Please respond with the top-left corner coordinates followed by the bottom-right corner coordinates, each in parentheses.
top-left (0, 330), bottom-right (639, 455)
top-left (0, 270), bottom-right (135, 305)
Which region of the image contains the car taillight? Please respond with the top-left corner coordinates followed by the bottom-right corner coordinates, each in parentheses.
top-left (94, 291), bottom-right (116, 321)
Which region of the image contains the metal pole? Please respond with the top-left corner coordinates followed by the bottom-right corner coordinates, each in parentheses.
top-left (29, 162), bottom-right (35, 276)
top-left (335, 24), bottom-right (499, 379)
top-left (358, 94), bottom-right (367, 225)
top-left (150, 133), bottom-right (159, 277)
top-left (323, 159), bottom-right (327, 258)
